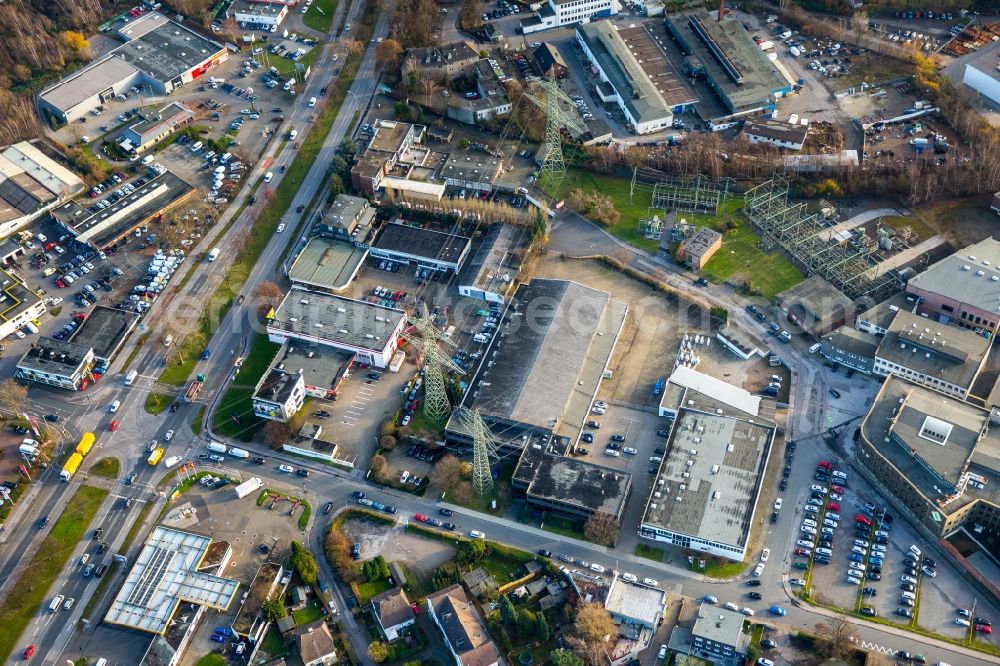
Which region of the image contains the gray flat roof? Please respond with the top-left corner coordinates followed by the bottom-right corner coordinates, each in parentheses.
top-left (643, 405), bottom-right (775, 548)
top-left (743, 118), bottom-right (809, 144)
top-left (906, 237), bottom-right (1000, 313)
top-left (518, 450), bottom-right (631, 517)
top-left (126, 102), bottom-right (193, 141)
top-left (272, 341), bottom-right (352, 396)
top-left (322, 194), bottom-right (372, 233)
top-left (17, 337), bottom-right (91, 375)
top-left (39, 56), bottom-right (140, 113)
top-left (269, 290), bottom-right (405, 353)
top-left (605, 579), bottom-right (666, 626)
top-left (288, 237), bottom-right (367, 292)
top-left (115, 13), bottom-right (226, 85)
top-left (823, 327), bottom-right (879, 358)
top-left (104, 526), bottom-right (239, 634)
top-left (459, 223), bottom-right (527, 295)
top-left (439, 152), bottom-right (502, 185)
top-left (55, 170), bottom-right (194, 247)
top-left (777, 275), bottom-right (854, 328)
top-left (876, 310), bottom-right (990, 390)
top-left (693, 603), bottom-right (744, 646)
top-left (465, 279), bottom-right (626, 437)
top-left (577, 22), bottom-right (675, 125)
top-left (857, 291), bottom-right (918, 331)
top-left (373, 223), bottom-right (471, 266)
top-left (68, 305), bottom-right (140, 360)
top-left (665, 10), bottom-right (787, 113)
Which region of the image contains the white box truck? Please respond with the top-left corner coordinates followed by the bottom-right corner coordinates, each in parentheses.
top-left (227, 447), bottom-right (250, 459)
top-left (234, 477), bottom-right (263, 498)
top-left (207, 442), bottom-right (228, 454)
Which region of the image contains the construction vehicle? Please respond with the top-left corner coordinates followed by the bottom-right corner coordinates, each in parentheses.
top-left (185, 373), bottom-right (206, 402)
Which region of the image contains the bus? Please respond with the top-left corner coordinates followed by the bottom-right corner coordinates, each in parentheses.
top-left (147, 447), bottom-right (164, 466)
top-left (124, 369), bottom-right (138, 385)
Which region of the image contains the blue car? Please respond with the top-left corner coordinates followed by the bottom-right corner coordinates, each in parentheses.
top-left (210, 634), bottom-right (227, 643)
top-left (770, 605), bottom-right (787, 616)
top-left (848, 553), bottom-right (863, 562)
top-left (869, 556), bottom-right (883, 566)
top-left (201, 349), bottom-right (211, 360)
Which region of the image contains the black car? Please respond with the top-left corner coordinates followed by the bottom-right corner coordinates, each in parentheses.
top-left (97, 541), bottom-right (108, 554)
top-left (37, 515), bottom-right (49, 528)
top-left (296, 469), bottom-right (310, 477)
top-left (760, 640), bottom-right (776, 650)
top-left (170, 402), bottom-right (180, 412)
top-left (581, 433), bottom-right (594, 443)
top-left (829, 388), bottom-right (842, 399)
top-left (351, 543), bottom-right (361, 559)
top-left (94, 564), bottom-right (107, 577)
top-left (537, 549), bottom-right (552, 557)
top-left (975, 617), bottom-right (992, 626)
top-left (655, 431), bottom-right (668, 438)
top-left (324, 502), bottom-right (333, 514)
top-left (352, 491), bottom-right (366, 499)
top-left (258, 543), bottom-right (271, 553)
top-left (607, 442), bottom-right (621, 450)
top-left (296, 204), bottom-right (305, 213)
top-left (252, 457), bottom-right (266, 465)
top-left (654, 447), bottom-right (666, 455)
top-left (611, 434), bottom-right (626, 442)
top-left (922, 557), bottom-right (936, 568)
top-left (860, 607), bottom-right (877, 617)
top-left (314, 410), bottom-right (332, 418)
top-left (746, 579), bottom-right (762, 587)
top-left (862, 587), bottom-right (878, 596)
top-left (647, 466), bottom-right (658, 474)
top-left (770, 511), bottom-right (778, 524)
top-left (320, 87), bottom-right (327, 95)
top-left (93, 527), bottom-right (104, 539)
top-left (442, 522), bottom-right (456, 530)
top-left (198, 454), bottom-right (211, 461)
top-left (384, 506), bottom-right (397, 514)
top-left (126, 472), bottom-right (137, 485)
top-left (779, 479), bottom-right (788, 491)
top-left (814, 473), bottom-right (830, 483)
top-left (44, 414), bottom-right (59, 422)
top-left (439, 508), bottom-right (454, 516)
top-left (747, 591), bottom-right (762, 600)
top-left (866, 572), bottom-right (881, 581)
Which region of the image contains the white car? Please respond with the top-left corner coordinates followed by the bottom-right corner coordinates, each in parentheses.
top-left (789, 578), bottom-right (807, 586)
top-left (774, 498), bottom-right (783, 510)
top-left (830, 492), bottom-right (843, 501)
top-left (760, 548), bottom-right (770, 563)
top-left (590, 563), bottom-right (605, 573)
top-left (642, 577), bottom-right (659, 587)
top-left (723, 602), bottom-right (739, 611)
top-left (592, 406), bottom-right (606, 415)
top-left (278, 464), bottom-right (294, 473)
top-left (164, 429), bottom-right (174, 441)
top-left (796, 539), bottom-right (815, 549)
top-left (620, 572), bottom-right (637, 583)
top-left (810, 485), bottom-right (826, 493)
top-left (849, 562), bottom-right (865, 571)
top-left (955, 618), bottom-right (971, 627)
top-left (64, 597), bottom-right (75, 610)
top-left (623, 447), bottom-right (637, 455)
top-left (470, 530), bottom-right (485, 539)
top-left (802, 519), bottom-right (817, 528)
top-left (804, 505), bottom-right (819, 514)
top-left (604, 449), bottom-right (621, 457)
top-left (276, 223), bottom-right (285, 233)
top-left (594, 401), bottom-right (608, 409)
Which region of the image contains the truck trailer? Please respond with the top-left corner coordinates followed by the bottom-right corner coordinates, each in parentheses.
top-left (227, 447), bottom-right (250, 459)
top-left (61, 453), bottom-right (84, 481)
top-left (234, 477), bottom-right (263, 498)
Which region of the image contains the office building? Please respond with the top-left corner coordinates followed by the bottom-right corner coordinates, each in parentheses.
top-left (520, 0), bottom-right (621, 34)
top-left (370, 223), bottom-right (472, 273)
top-left (741, 118), bottom-right (809, 150)
top-left (119, 102), bottom-right (194, 154)
top-left (16, 338), bottom-right (96, 390)
top-left (906, 237), bottom-right (1000, 333)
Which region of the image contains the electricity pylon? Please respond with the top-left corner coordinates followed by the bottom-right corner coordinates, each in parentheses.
top-left (523, 75), bottom-right (587, 191)
top-left (456, 408), bottom-right (498, 497)
top-left (402, 304), bottom-right (463, 423)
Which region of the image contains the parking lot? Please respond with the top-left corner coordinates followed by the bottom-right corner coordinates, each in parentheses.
top-left (786, 450), bottom-right (1000, 646)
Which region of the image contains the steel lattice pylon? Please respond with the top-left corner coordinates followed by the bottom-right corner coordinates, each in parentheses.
top-left (523, 77), bottom-right (586, 191)
top-left (402, 304), bottom-right (462, 423)
top-left (457, 408), bottom-right (498, 497)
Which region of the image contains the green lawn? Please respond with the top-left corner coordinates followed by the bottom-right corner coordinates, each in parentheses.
top-left (303, 0), bottom-right (338, 32)
top-left (195, 655), bottom-right (227, 666)
top-left (355, 578), bottom-right (392, 603)
top-left (261, 625), bottom-right (288, 657)
top-left (701, 222), bottom-right (805, 299)
top-left (118, 501), bottom-right (153, 555)
top-left (543, 169), bottom-right (660, 253)
top-left (479, 545), bottom-right (533, 584)
top-left (541, 515), bottom-right (586, 541)
top-left (144, 391), bottom-right (174, 414)
top-left (293, 599), bottom-right (325, 625)
top-left (690, 558), bottom-right (748, 579)
top-left (635, 543), bottom-right (665, 562)
top-left (191, 405), bottom-right (206, 436)
top-left (210, 333), bottom-right (281, 439)
top-left (270, 46), bottom-right (322, 78)
top-left (0, 485), bottom-right (108, 661)
top-left (88, 457), bottom-right (120, 479)
top-left (235, 334), bottom-right (282, 383)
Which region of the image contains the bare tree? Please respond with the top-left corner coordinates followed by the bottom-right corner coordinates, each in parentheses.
top-left (574, 603), bottom-right (616, 644)
top-left (583, 511), bottom-right (620, 546)
top-left (0, 379), bottom-right (28, 416)
top-left (263, 420), bottom-right (291, 449)
top-left (813, 616), bottom-right (854, 660)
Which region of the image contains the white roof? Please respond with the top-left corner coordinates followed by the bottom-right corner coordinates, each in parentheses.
top-left (668, 364), bottom-right (761, 416)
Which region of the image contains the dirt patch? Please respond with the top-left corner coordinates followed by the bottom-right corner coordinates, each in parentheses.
top-left (341, 518), bottom-right (456, 577)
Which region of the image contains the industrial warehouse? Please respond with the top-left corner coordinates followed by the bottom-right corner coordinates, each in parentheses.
top-left (37, 12), bottom-right (228, 124)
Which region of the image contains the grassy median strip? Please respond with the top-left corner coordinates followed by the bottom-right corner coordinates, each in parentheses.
top-left (303, 0), bottom-right (338, 32)
top-left (0, 485), bottom-right (108, 660)
top-left (144, 392), bottom-right (174, 414)
top-left (89, 457), bottom-right (120, 479)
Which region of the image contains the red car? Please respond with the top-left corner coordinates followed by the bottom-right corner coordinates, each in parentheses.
top-left (818, 460), bottom-right (833, 470)
top-left (977, 624), bottom-right (992, 634)
top-left (414, 513), bottom-right (428, 523)
top-left (827, 502), bottom-right (840, 511)
top-left (794, 547), bottom-right (810, 556)
top-left (831, 485), bottom-right (845, 494)
top-left (23, 645), bottom-right (35, 659)
top-left (109, 420), bottom-right (120, 432)
top-left (855, 514), bottom-right (872, 525)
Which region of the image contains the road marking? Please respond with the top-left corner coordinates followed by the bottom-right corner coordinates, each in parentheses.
top-left (860, 641), bottom-right (894, 654)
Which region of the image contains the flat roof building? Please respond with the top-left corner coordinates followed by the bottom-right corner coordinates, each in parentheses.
top-left (104, 526), bottom-right (240, 635)
top-left (231, 0), bottom-right (289, 27)
top-left (438, 152), bottom-right (504, 192)
top-left (449, 279), bottom-right (627, 447)
top-left (776, 275), bottom-right (854, 336)
top-left (906, 237), bottom-right (1000, 333)
top-left (677, 226), bottom-right (722, 269)
top-left (67, 305), bottom-right (141, 365)
top-left (253, 342), bottom-right (352, 421)
top-left (820, 327), bottom-right (879, 374)
top-left (605, 577), bottom-right (666, 629)
top-left (0, 141), bottom-right (84, 238)
top-left (512, 449), bottom-right (632, 521)
top-left (576, 22), bottom-right (694, 135)
top-left (874, 309), bottom-right (991, 399)
top-left (120, 102), bottom-right (194, 154)
top-left (316, 194), bottom-right (375, 241)
top-left (52, 170), bottom-right (195, 249)
top-left (520, 0), bottom-right (622, 35)
top-left (688, 604), bottom-right (749, 666)
top-left (0, 268), bottom-right (46, 342)
top-left (16, 337), bottom-right (96, 391)
top-left (645, 366), bottom-right (776, 561)
top-left (664, 10), bottom-right (790, 125)
top-left (742, 118), bottom-right (809, 150)
top-left (370, 222), bottom-right (472, 273)
top-left (267, 289), bottom-right (406, 368)
top-left (38, 13), bottom-right (227, 123)
top-left (288, 236), bottom-right (367, 294)
top-left (856, 291), bottom-right (918, 336)
top-left (458, 223), bottom-right (528, 304)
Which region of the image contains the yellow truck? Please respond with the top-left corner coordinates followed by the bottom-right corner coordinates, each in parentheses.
top-left (75, 432), bottom-right (96, 457)
top-left (147, 447), bottom-right (164, 466)
top-left (60, 453), bottom-right (83, 481)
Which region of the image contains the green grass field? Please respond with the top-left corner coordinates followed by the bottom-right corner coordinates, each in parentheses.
top-left (88, 457), bottom-right (120, 479)
top-left (293, 599), bottom-right (325, 625)
top-left (355, 578), bottom-right (392, 603)
top-left (0, 485), bottom-right (108, 661)
top-left (144, 392), bottom-right (173, 414)
top-left (701, 223), bottom-right (805, 299)
top-left (303, 0), bottom-right (338, 32)
top-left (635, 543), bottom-right (665, 562)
